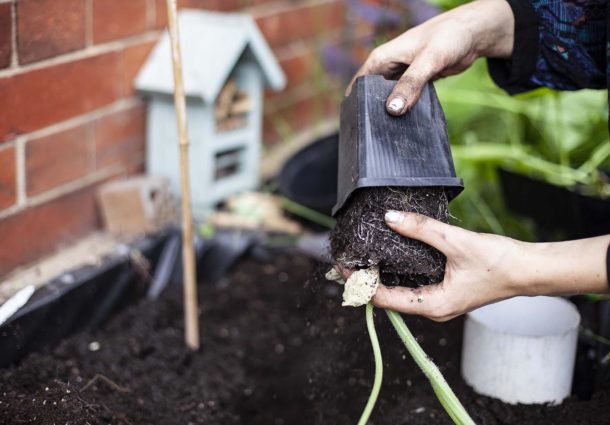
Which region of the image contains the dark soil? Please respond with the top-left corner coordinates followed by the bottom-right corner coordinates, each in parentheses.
top-left (331, 187), bottom-right (448, 287)
top-left (1, 254), bottom-right (609, 424)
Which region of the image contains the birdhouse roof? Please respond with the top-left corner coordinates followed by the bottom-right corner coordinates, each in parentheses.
top-left (135, 10), bottom-right (286, 102)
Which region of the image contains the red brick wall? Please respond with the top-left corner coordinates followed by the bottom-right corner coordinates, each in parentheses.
top-left (0, 0), bottom-right (382, 276)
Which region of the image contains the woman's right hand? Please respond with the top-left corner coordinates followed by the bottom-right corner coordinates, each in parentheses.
top-left (347, 0), bottom-right (515, 116)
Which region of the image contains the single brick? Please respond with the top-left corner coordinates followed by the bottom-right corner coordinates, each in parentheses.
top-left (265, 88), bottom-right (339, 140)
top-left (0, 145), bottom-right (16, 209)
top-left (0, 3), bottom-right (11, 69)
top-left (92, 0), bottom-right (149, 44)
top-left (265, 46), bottom-right (318, 102)
top-left (17, 0), bottom-right (86, 65)
top-left (0, 51), bottom-right (123, 140)
top-left (121, 40), bottom-right (156, 96)
top-left (25, 122), bottom-right (94, 196)
top-left (0, 183), bottom-right (102, 276)
top-left (94, 103), bottom-right (146, 169)
top-left (154, 0), bottom-right (242, 28)
top-left (255, 1), bottom-right (345, 49)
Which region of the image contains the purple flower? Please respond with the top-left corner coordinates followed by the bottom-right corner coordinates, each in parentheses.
top-left (322, 44), bottom-right (361, 79)
top-left (346, 0), bottom-right (402, 26)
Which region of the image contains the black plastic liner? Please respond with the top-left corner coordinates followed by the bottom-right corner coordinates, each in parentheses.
top-left (0, 228), bottom-right (263, 368)
top-left (333, 76), bottom-right (463, 215)
top-left (0, 234), bottom-right (166, 368)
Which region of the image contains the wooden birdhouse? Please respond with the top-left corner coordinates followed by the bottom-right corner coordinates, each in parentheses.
top-left (135, 10), bottom-right (286, 216)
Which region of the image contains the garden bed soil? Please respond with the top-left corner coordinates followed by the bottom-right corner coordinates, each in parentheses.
top-left (1, 254), bottom-right (609, 424)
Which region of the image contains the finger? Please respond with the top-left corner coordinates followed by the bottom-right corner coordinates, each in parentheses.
top-left (384, 211), bottom-right (465, 255)
top-left (385, 51), bottom-right (444, 116)
top-left (346, 45), bottom-right (415, 96)
top-left (372, 283), bottom-right (455, 321)
top-left (345, 63), bottom-right (369, 97)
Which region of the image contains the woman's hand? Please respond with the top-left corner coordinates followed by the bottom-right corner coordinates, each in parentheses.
top-left (370, 211), bottom-right (610, 322)
top-left (347, 0), bottom-right (514, 116)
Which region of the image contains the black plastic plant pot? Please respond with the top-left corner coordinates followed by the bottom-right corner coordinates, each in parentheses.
top-left (332, 76), bottom-right (463, 216)
top-left (499, 168), bottom-right (610, 239)
top-left (279, 133), bottom-right (338, 216)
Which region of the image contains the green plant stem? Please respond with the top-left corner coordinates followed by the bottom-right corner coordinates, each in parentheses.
top-left (583, 293), bottom-right (610, 302)
top-left (385, 310), bottom-right (475, 425)
top-left (452, 143), bottom-right (595, 187)
top-left (357, 303), bottom-right (384, 425)
top-left (280, 197), bottom-right (336, 229)
top-left (580, 326), bottom-right (610, 347)
top-left (467, 192), bottom-right (504, 235)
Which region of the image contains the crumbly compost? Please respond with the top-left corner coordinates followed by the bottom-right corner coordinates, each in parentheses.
top-left (1, 254), bottom-right (608, 425)
top-left (331, 187), bottom-right (448, 287)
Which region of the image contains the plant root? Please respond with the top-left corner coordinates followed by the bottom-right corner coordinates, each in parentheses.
top-left (331, 187), bottom-right (448, 287)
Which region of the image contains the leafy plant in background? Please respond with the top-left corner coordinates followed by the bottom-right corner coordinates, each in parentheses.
top-left (434, 60), bottom-right (610, 238)
top-left (422, 0), bottom-right (610, 239)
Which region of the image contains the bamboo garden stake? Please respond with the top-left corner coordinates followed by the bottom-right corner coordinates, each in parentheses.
top-left (165, 0), bottom-right (200, 350)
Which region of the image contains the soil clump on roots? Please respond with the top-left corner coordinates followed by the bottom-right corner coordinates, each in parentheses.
top-left (331, 187), bottom-right (448, 287)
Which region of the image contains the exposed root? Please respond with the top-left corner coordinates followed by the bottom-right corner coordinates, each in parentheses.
top-left (330, 187), bottom-right (448, 287)
top-left (80, 374), bottom-right (131, 394)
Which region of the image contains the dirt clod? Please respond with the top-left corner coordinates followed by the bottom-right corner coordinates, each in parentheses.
top-left (331, 187), bottom-right (448, 287)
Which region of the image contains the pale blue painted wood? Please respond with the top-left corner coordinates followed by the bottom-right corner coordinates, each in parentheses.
top-left (137, 10), bottom-right (285, 216)
top-left (135, 10), bottom-right (286, 102)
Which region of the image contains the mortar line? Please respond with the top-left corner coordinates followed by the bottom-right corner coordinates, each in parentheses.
top-left (0, 30), bottom-right (161, 78)
top-left (88, 116), bottom-right (96, 171)
top-left (147, 0), bottom-right (156, 30)
top-left (263, 78), bottom-right (341, 115)
top-left (9, 0), bottom-right (17, 67)
top-left (0, 166), bottom-right (124, 220)
top-left (0, 204), bottom-right (20, 219)
top-left (21, 98), bottom-right (142, 142)
top-left (0, 139), bottom-right (14, 149)
top-left (15, 136), bottom-right (25, 206)
top-left (85, 0), bottom-right (93, 47)
top-left (25, 166), bottom-right (122, 208)
top-left (247, 0), bottom-right (335, 18)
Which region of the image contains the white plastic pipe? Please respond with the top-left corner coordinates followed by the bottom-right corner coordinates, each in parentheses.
top-left (461, 296), bottom-right (580, 405)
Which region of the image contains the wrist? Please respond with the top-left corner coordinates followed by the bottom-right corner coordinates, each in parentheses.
top-left (469, 0), bottom-right (515, 59)
top-left (504, 240), bottom-right (546, 297)
top-left (510, 237), bottom-right (610, 297)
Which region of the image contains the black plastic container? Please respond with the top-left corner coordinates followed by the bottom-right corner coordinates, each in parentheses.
top-left (279, 133), bottom-right (338, 215)
top-left (332, 76), bottom-right (463, 215)
top-left (499, 168), bottom-right (610, 239)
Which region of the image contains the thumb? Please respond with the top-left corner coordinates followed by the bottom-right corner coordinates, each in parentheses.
top-left (384, 211), bottom-right (463, 256)
top-left (385, 53), bottom-right (440, 116)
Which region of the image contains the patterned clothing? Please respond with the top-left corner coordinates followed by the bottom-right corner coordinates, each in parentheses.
top-left (487, 0), bottom-right (610, 289)
top-left (488, 0), bottom-right (608, 96)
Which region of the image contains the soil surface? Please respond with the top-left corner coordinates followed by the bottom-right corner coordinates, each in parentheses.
top-left (331, 187), bottom-right (448, 286)
top-left (1, 254), bottom-right (609, 424)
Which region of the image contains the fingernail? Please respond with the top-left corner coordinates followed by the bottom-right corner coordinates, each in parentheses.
top-left (387, 98), bottom-right (405, 113)
top-left (385, 210), bottom-right (400, 223)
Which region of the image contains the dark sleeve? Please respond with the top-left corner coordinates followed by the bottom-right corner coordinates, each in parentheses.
top-left (607, 243), bottom-right (610, 292)
top-left (487, 0), bottom-right (607, 95)
top-left (487, 0), bottom-right (540, 95)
